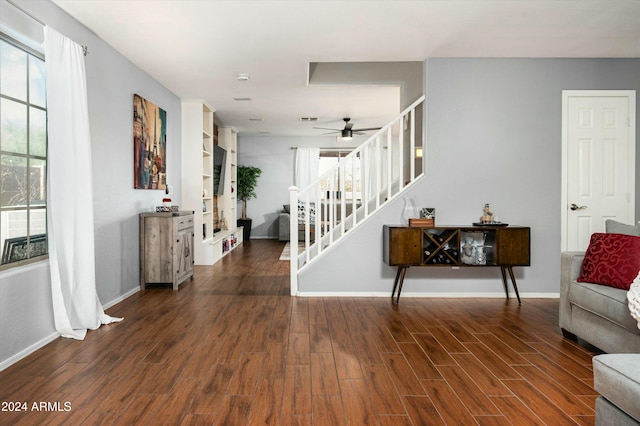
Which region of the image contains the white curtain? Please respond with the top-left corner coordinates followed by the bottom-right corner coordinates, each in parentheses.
top-left (45, 26), bottom-right (122, 340)
top-left (294, 147), bottom-right (320, 197)
top-left (361, 141), bottom-right (386, 202)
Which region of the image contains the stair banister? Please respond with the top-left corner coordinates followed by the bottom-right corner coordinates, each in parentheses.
top-left (288, 185), bottom-right (299, 295)
top-left (290, 95), bottom-right (425, 293)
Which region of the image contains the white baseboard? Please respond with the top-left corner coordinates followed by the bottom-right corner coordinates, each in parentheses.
top-left (297, 291), bottom-right (560, 299)
top-left (103, 286), bottom-right (140, 310)
top-left (0, 331), bottom-right (60, 373)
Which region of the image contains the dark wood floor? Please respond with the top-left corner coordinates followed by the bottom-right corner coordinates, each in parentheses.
top-left (0, 240), bottom-right (601, 425)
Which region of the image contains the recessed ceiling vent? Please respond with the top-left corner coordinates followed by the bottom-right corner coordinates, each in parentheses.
top-left (299, 117), bottom-right (318, 122)
top-left (233, 97), bottom-right (252, 101)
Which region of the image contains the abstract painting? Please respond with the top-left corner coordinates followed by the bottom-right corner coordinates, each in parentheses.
top-left (133, 94), bottom-right (167, 189)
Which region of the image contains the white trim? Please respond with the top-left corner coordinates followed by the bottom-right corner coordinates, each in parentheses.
top-left (0, 331), bottom-right (60, 373)
top-left (561, 90), bottom-right (636, 251)
top-left (0, 258), bottom-right (48, 279)
top-left (103, 286), bottom-right (140, 310)
top-left (297, 291), bottom-right (559, 299)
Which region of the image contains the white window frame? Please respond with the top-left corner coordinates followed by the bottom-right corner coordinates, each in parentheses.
top-left (0, 32), bottom-right (48, 270)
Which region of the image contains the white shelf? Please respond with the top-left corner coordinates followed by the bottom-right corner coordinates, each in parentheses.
top-left (182, 99), bottom-right (216, 265)
top-left (210, 226), bottom-right (243, 263)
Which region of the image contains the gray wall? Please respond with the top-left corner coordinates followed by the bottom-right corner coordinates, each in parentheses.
top-left (0, 0), bottom-right (181, 368)
top-left (299, 58), bottom-right (640, 296)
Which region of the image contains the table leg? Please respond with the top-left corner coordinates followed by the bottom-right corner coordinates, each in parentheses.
top-left (500, 267), bottom-right (509, 299)
top-left (392, 266), bottom-right (408, 304)
top-left (391, 267), bottom-right (402, 301)
top-left (506, 266), bottom-right (522, 305)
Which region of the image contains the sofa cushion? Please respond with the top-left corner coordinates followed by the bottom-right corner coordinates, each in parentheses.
top-left (577, 233), bottom-right (640, 290)
top-left (606, 219), bottom-right (640, 236)
top-left (593, 354), bottom-right (640, 422)
top-left (569, 281), bottom-right (640, 333)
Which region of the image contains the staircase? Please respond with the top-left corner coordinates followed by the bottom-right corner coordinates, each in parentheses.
top-left (288, 95), bottom-right (425, 295)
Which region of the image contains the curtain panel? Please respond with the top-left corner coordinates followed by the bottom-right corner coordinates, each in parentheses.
top-left (44, 26), bottom-right (122, 340)
top-left (294, 147), bottom-right (320, 197)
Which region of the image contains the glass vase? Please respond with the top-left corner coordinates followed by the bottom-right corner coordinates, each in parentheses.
top-left (401, 197), bottom-right (419, 225)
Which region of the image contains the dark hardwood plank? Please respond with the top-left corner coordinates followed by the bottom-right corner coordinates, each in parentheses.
top-left (281, 365), bottom-right (312, 415)
top-left (436, 365), bottom-right (501, 416)
top-left (246, 378), bottom-right (283, 426)
top-left (312, 395), bottom-right (345, 426)
top-left (339, 378), bottom-right (378, 425)
top-left (381, 353), bottom-right (425, 396)
top-left (311, 353), bottom-right (340, 396)
top-left (361, 364), bottom-right (406, 414)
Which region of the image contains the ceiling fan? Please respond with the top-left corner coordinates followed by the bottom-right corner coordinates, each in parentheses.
top-left (313, 118), bottom-right (381, 140)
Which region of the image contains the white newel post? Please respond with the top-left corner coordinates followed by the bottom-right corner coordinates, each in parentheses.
top-left (289, 186), bottom-right (299, 296)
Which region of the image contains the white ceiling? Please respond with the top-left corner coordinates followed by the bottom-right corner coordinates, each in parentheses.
top-left (52, 0), bottom-right (640, 138)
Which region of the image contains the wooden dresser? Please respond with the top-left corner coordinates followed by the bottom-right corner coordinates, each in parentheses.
top-left (140, 211), bottom-right (195, 290)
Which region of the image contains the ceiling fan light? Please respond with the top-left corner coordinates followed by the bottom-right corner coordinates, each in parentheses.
top-left (341, 129), bottom-right (353, 140)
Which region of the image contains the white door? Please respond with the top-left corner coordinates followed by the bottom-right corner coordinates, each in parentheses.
top-left (562, 90), bottom-right (636, 251)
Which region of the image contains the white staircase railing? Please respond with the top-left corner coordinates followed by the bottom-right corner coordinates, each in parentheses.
top-left (289, 95), bottom-right (425, 295)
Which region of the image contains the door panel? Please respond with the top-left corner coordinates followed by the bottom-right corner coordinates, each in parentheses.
top-left (564, 92), bottom-right (635, 251)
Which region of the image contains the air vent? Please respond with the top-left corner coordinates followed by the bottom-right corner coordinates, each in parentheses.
top-left (249, 118), bottom-right (264, 121)
top-left (300, 117), bottom-right (318, 122)
top-left (233, 97), bottom-right (252, 101)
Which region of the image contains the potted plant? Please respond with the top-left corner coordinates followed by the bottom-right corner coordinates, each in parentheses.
top-left (237, 165), bottom-right (262, 241)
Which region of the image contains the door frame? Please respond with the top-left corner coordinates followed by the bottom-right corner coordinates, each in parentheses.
top-left (561, 90), bottom-right (636, 251)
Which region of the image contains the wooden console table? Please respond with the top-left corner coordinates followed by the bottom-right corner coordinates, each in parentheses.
top-left (383, 225), bottom-right (530, 304)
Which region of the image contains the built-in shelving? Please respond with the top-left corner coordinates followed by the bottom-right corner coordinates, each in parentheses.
top-left (182, 100), bottom-right (216, 264)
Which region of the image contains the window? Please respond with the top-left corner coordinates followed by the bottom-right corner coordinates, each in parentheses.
top-left (0, 35), bottom-right (47, 268)
top-left (319, 150), bottom-right (362, 201)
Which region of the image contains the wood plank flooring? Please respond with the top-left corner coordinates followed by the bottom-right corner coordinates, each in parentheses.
top-left (0, 240), bottom-right (601, 425)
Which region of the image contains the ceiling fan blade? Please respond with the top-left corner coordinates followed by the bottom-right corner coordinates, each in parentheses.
top-left (344, 122), bottom-right (354, 130)
top-left (313, 126), bottom-right (341, 132)
top-left (352, 127), bottom-right (382, 132)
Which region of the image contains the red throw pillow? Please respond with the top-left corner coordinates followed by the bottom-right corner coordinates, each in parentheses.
top-left (577, 233), bottom-right (640, 290)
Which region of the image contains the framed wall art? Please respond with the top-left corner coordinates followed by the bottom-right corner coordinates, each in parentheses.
top-left (133, 94), bottom-right (167, 190)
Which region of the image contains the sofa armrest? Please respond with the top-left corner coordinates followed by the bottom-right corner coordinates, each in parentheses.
top-left (279, 212), bottom-right (291, 241)
top-left (559, 251), bottom-right (586, 332)
top-left (562, 251), bottom-right (586, 282)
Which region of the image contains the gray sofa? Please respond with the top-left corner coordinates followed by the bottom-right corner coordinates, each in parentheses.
top-left (559, 220), bottom-right (640, 354)
top-left (593, 354), bottom-right (640, 425)
top-left (560, 250), bottom-right (640, 354)
top-left (278, 201), bottom-right (359, 242)
top-left (278, 207), bottom-right (311, 242)
top-left (561, 220), bottom-right (640, 424)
